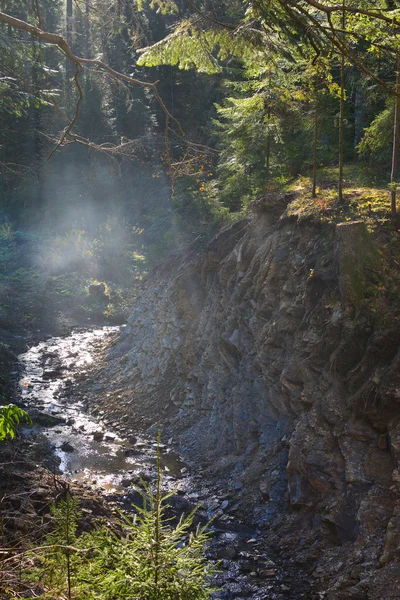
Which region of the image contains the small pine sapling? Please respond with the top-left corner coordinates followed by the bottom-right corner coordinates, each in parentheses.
top-left (39, 491), bottom-right (81, 599)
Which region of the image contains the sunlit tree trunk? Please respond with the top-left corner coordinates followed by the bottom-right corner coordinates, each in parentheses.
top-left (354, 83), bottom-right (363, 149)
top-left (391, 58), bottom-right (400, 217)
top-left (338, 0), bottom-right (345, 205)
top-left (312, 108), bottom-right (318, 198)
top-left (66, 0), bottom-right (73, 92)
top-left (84, 0), bottom-right (90, 59)
top-left (266, 104), bottom-right (271, 183)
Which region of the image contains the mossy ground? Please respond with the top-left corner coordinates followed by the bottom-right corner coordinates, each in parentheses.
top-left (283, 165), bottom-right (400, 326)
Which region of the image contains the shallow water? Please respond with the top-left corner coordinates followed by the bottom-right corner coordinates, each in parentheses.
top-left (18, 326), bottom-right (184, 491)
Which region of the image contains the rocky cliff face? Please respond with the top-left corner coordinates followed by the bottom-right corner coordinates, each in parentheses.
top-left (96, 202), bottom-right (400, 598)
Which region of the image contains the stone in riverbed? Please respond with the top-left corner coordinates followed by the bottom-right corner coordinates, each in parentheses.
top-left (259, 568), bottom-right (276, 578)
top-left (60, 441), bottom-right (75, 453)
top-left (216, 545), bottom-right (237, 559)
top-left (93, 430), bottom-right (104, 441)
top-left (30, 410), bottom-right (65, 427)
top-left (123, 447), bottom-right (138, 457)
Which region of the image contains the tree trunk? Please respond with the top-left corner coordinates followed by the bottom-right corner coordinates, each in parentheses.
top-left (338, 1), bottom-right (345, 205)
top-left (391, 59), bottom-right (400, 217)
top-left (354, 82), bottom-right (363, 149)
top-left (66, 0), bottom-right (73, 91)
top-left (312, 108), bottom-right (318, 198)
top-left (266, 104), bottom-right (271, 184)
top-left (31, 30), bottom-right (43, 198)
top-left (84, 0), bottom-right (90, 59)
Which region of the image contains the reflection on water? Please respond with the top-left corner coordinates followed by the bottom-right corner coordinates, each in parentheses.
top-left (16, 330), bottom-right (295, 599)
top-left (18, 327), bottom-right (185, 492)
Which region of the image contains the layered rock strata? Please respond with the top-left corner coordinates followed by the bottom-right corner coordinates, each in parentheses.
top-left (94, 205), bottom-right (400, 597)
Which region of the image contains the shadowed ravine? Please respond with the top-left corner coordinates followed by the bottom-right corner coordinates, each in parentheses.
top-left (16, 326), bottom-right (310, 600)
top-left (11, 203), bottom-right (400, 600)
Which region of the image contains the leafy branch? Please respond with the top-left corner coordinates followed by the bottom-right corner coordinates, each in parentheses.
top-left (0, 404), bottom-right (32, 442)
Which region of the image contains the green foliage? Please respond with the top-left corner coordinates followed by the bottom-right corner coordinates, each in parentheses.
top-left (210, 56), bottom-right (321, 208)
top-left (358, 102), bottom-right (394, 164)
top-left (136, 0), bottom-right (178, 14)
top-left (138, 22), bottom-right (263, 74)
top-left (0, 404), bottom-right (32, 442)
top-left (37, 218), bottom-right (145, 283)
top-left (142, 178), bottom-right (231, 266)
top-left (40, 228), bottom-right (95, 275)
top-left (34, 492), bottom-right (81, 599)
top-left (77, 478), bottom-right (214, 598)
top-left (135, 0), bottom-right (400, 215)
top-left (4, 0), bottom-right (400, 267)
top-left (0, 220), bottom-right (14, 244)
top-left (33, 439), bottom-right (215, 599)
top-left (213, 92), bottom-right (278, 207)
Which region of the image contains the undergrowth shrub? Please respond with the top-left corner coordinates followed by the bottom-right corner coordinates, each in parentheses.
top-left (30, 438), bottom-right (216, 599)
top-left (0, 220), bottom-right (15, 244)
top-left (0, 404), bottom-right (32, 442)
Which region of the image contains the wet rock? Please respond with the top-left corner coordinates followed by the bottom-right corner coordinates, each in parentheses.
top-left (258, 568), bottom-right (276, 578)
top-left (121, 478), bottom-right (133, 487)
top-left (216, 546), bottom-right (238, 560)
top-left (30, 410), bottom-right (65, 427)
top-left (43, 367), bottom-right (64, 379)
top-left (238, 559), bottom-right (255, 573)
top-left (75, 372), bottom-right (87, 382)
top-left (93, 430), bottom-right (104, 441)
top-left (123, 447), bottom-right (138, 457)
top-left (60, 441), bottom-right (75, 453)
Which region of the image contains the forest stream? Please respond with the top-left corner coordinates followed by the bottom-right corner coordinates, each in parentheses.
top-left (15, 326), bottom-right (310, 600)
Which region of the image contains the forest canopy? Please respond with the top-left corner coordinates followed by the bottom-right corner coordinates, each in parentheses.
top-left (1, 0), bottom-right (400, 258)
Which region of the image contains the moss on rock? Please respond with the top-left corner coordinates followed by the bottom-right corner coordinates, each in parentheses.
top-left (336, 220), bottom-right (381, 312)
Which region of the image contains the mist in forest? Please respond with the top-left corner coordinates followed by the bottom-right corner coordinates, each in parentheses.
top-left (21, 145), bottom-right (172, 279)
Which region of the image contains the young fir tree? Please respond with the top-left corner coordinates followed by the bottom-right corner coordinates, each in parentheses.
top-left (33, 437), bottom-right (216, 599)
top-left (38, 491), bottom-right (81, 599)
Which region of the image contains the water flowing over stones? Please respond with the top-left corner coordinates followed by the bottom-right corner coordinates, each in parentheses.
top-left (16, 326), bottom-right (312, 599)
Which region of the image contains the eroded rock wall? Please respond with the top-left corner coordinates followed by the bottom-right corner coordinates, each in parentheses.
top-left (99, 206), bottom-right (400, 597)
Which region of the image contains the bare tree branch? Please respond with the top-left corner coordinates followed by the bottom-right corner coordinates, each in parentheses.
top-left (279, 0), bottom-right (400, 98)
top-left (0, 11), bottom-right (183, 137)
top-left (297, 0), bottom-right (400, 25)
top-left (34, 0), bottom-right (44, 30)
top-left (48, 63), bottom-right (83, 159)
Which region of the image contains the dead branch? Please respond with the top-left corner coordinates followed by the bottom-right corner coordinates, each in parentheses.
top-left (279, 0), bottom-right (400, 98)
top-left (0, 11), bottom-right (182, 133)
top-left (48, 63), bottom-right (83, 159)
top-left (300, 0), bottom-right (400, 25)
top-left (33, 0), bottom-right (44, 30)
top-left (2, 544), bottom-right (95, 564)
top-left (0, 9), bottom-right (184, 167)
